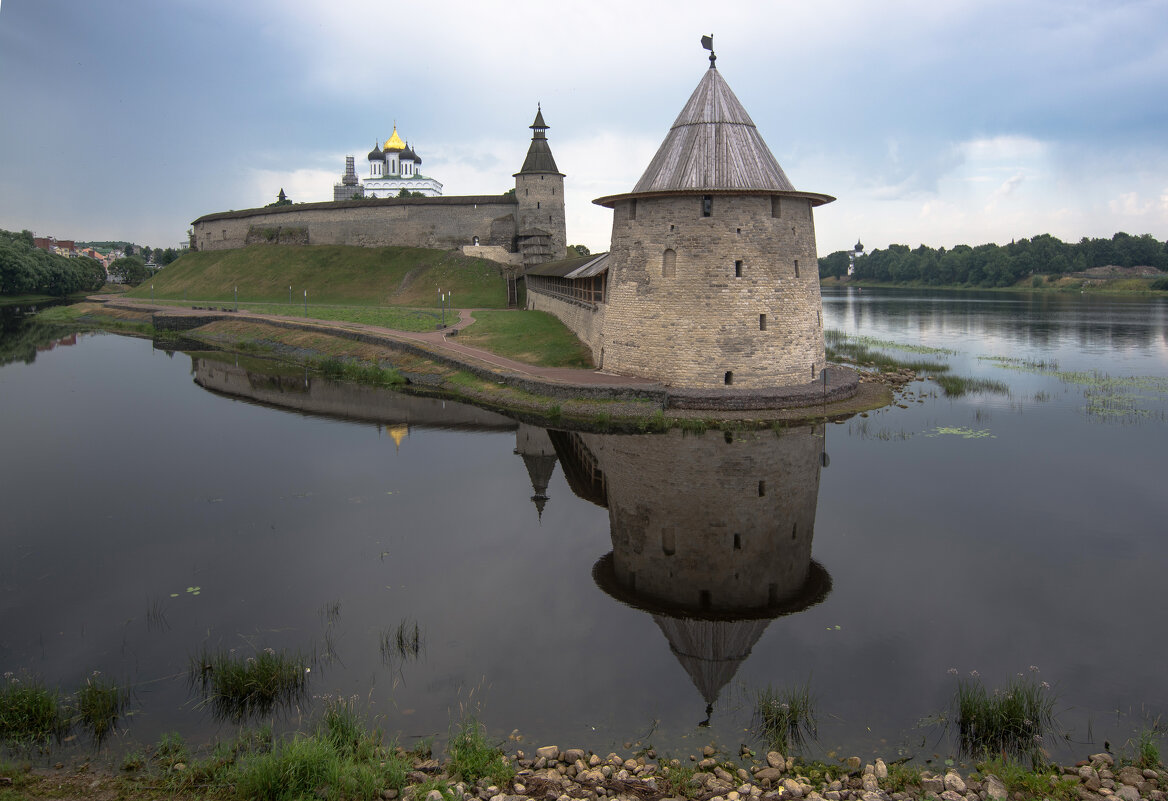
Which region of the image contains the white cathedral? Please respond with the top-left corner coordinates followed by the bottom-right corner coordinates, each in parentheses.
top-left (334, 125), bottom-right (443, 201)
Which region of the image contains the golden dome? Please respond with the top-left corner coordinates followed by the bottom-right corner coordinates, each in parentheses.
top-left (383, 126), bottom-right (406, 152)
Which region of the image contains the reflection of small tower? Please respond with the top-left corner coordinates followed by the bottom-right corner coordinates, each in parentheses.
top-left (514, 424), bottom-right (558, 521)
top-left (553, 426), bottom-right (832, 721)
top-left (848, 238), bottom-right (864, 276)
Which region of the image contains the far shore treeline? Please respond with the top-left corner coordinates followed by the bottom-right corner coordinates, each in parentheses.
top-left (0, 228), bottom-right (107, 297)
top-left (819, 232), bottom-right (1168, 287)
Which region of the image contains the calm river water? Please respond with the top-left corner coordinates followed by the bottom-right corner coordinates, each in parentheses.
top-left (1, 288), bottom-right (1166, 764)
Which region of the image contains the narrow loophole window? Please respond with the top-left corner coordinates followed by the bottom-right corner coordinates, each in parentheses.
top-left (733, 534), bottom-right (742, 551)
top-left (760, 313), bottom-right (767, 331)
top-left (701, 195), bottom-right (712, 217)
top-left (758, 480), bottom-right (766, 497)
top-left (662, 248), bottom-right (676, 277)
top-left (771, 197), bottom-right (782, 218)
top-left (662, 528), bottom-right (676, 556)
top-left (794, 259), bottom-right (800, 278)
top-left (791, 522), bottom-right (798, 541)
top-left (734, 260), bottom-right (743, 278)
top-left (724, 371), bottom-right (733, 385)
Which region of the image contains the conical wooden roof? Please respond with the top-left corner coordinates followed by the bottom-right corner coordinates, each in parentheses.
top-left (594, 67), bottom-right (832, 207)
top-left (633, 67), bottom-right (794, 194)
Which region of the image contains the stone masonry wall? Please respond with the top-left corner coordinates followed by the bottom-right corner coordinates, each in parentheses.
top-left (526, 288), bottom-right (606, 363)
top-left (515, 173), bottom-right (567, 260)
top-left (192, 197), bottom-right (518, 253)
top-left (602, 194), bottom-right (826, 389)
top-left (582, 425), bottom-right (822, 612)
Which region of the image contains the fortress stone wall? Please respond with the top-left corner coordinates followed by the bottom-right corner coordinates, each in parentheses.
top-left (600, 194), bottom-right (826, 388)
top-left (526, 290), bottom-right (606, 363)
top-left (191, 196), bottom-right (520, 253)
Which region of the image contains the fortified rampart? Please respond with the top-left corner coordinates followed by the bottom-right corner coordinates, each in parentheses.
top-left (191, 195), bottom-right (520, 253)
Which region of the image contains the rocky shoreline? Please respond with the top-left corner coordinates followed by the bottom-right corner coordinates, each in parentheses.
top-left (397, 744), bottom-right (1164, 801)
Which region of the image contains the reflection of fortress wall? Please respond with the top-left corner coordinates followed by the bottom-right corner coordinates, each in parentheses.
top-left (582, 426), bottom-right (822, 614)
top-left (192, 357), bottom-right (517, 430)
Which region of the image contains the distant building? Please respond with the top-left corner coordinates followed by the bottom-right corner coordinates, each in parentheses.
top-left (192, 110), bottom-right (566, 274)
top-left (356, 125), bottom-right (442, 199)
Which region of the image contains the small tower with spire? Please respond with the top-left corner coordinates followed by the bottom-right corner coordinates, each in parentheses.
top-left (514, 105), bottom-right (567, 267)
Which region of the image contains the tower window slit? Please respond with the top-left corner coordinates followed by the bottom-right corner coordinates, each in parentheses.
top-left (724, 371), bottom-right (733, 385)
top-left (735, 260), bottom-right (743, 278)
top-left (760, 313), bottom-right (767, 331)
top-left (758, 480), bottom-right (766, 496)
top-left (701, 195), bottom-right (712, 217)
top-left (733, 534), bottom-right (742, 550)
top-left (794, 259), bottom-right (800, 278)
top-left (772, 197), bottom-right (782, 218)
top-left (662, 248), bottom-right (676, 278)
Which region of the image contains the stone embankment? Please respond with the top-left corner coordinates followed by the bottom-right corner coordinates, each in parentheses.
top-left (391, 745), bottom-right (1165, 801)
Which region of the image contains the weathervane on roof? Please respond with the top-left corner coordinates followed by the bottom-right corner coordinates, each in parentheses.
top-left (701, 34), bottom-right (716, 68)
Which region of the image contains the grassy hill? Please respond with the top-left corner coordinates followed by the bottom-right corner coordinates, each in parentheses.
top-left (126, 245), bottom-right (515, 308)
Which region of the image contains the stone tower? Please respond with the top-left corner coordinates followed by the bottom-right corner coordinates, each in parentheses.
top-left (514, 106), bottom-right (567, 267)
top-left (593, 57), bottom-right (834, 389)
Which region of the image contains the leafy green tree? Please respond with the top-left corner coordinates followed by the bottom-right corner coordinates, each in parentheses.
top-left (568, 244), bottom-right (591, 256)
top-left (109, 255), bottom-right (150, 287)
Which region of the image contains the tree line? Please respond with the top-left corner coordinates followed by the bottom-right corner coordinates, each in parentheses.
top-left (818, 232), bottom-right (1168, 287)
top-left (0, 228), bottom-right (106, 296)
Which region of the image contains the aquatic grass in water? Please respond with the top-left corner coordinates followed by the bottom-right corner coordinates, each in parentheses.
top-left (380, 618), bottom-right (424, 668)
top-left (315, 357), bottom-right (405, 387)
top-left (933, 375), bottom-right (1011, 397)
top-left (190, 646), bottom-right (311, 723)
top-left (825, 329), bottom-right (957, 356)
top-left (0, 673), bottom-right (66, 745)
top-left (71, 672), bottom-right (129, 744)
top-left (953, 673), bottom-right (1056, 766)
top-left (755, 682), bottom-right (817, 754)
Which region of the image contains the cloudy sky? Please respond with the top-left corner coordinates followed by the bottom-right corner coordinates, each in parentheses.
top-left (1, 0), bottom-right (1166, 255)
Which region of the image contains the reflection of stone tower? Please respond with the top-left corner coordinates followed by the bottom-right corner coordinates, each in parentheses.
top-left (553, 426), bottom-right (831, 717)
top-left (593, 50), bottom-right (834, 389)
top-left (514, 424), bottom-right (558, 520)
top-left (514, 106), bottom-right (567, 269)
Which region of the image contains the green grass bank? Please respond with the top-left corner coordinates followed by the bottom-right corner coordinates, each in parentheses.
top-left (126, 245), bottom-right (518, 308)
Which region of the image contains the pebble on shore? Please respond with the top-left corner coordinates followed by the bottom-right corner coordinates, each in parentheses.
top-left (389, 745), bottom-right (1166, 801)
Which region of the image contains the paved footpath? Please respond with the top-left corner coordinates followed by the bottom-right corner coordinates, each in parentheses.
top-left (104, 300), bottom-right (660, 388)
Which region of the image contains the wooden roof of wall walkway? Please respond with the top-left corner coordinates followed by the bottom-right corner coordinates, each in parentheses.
top-left (524, 252), bottom-right (609, 279)
top-left (594, 65), bottom-right (833, 208)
